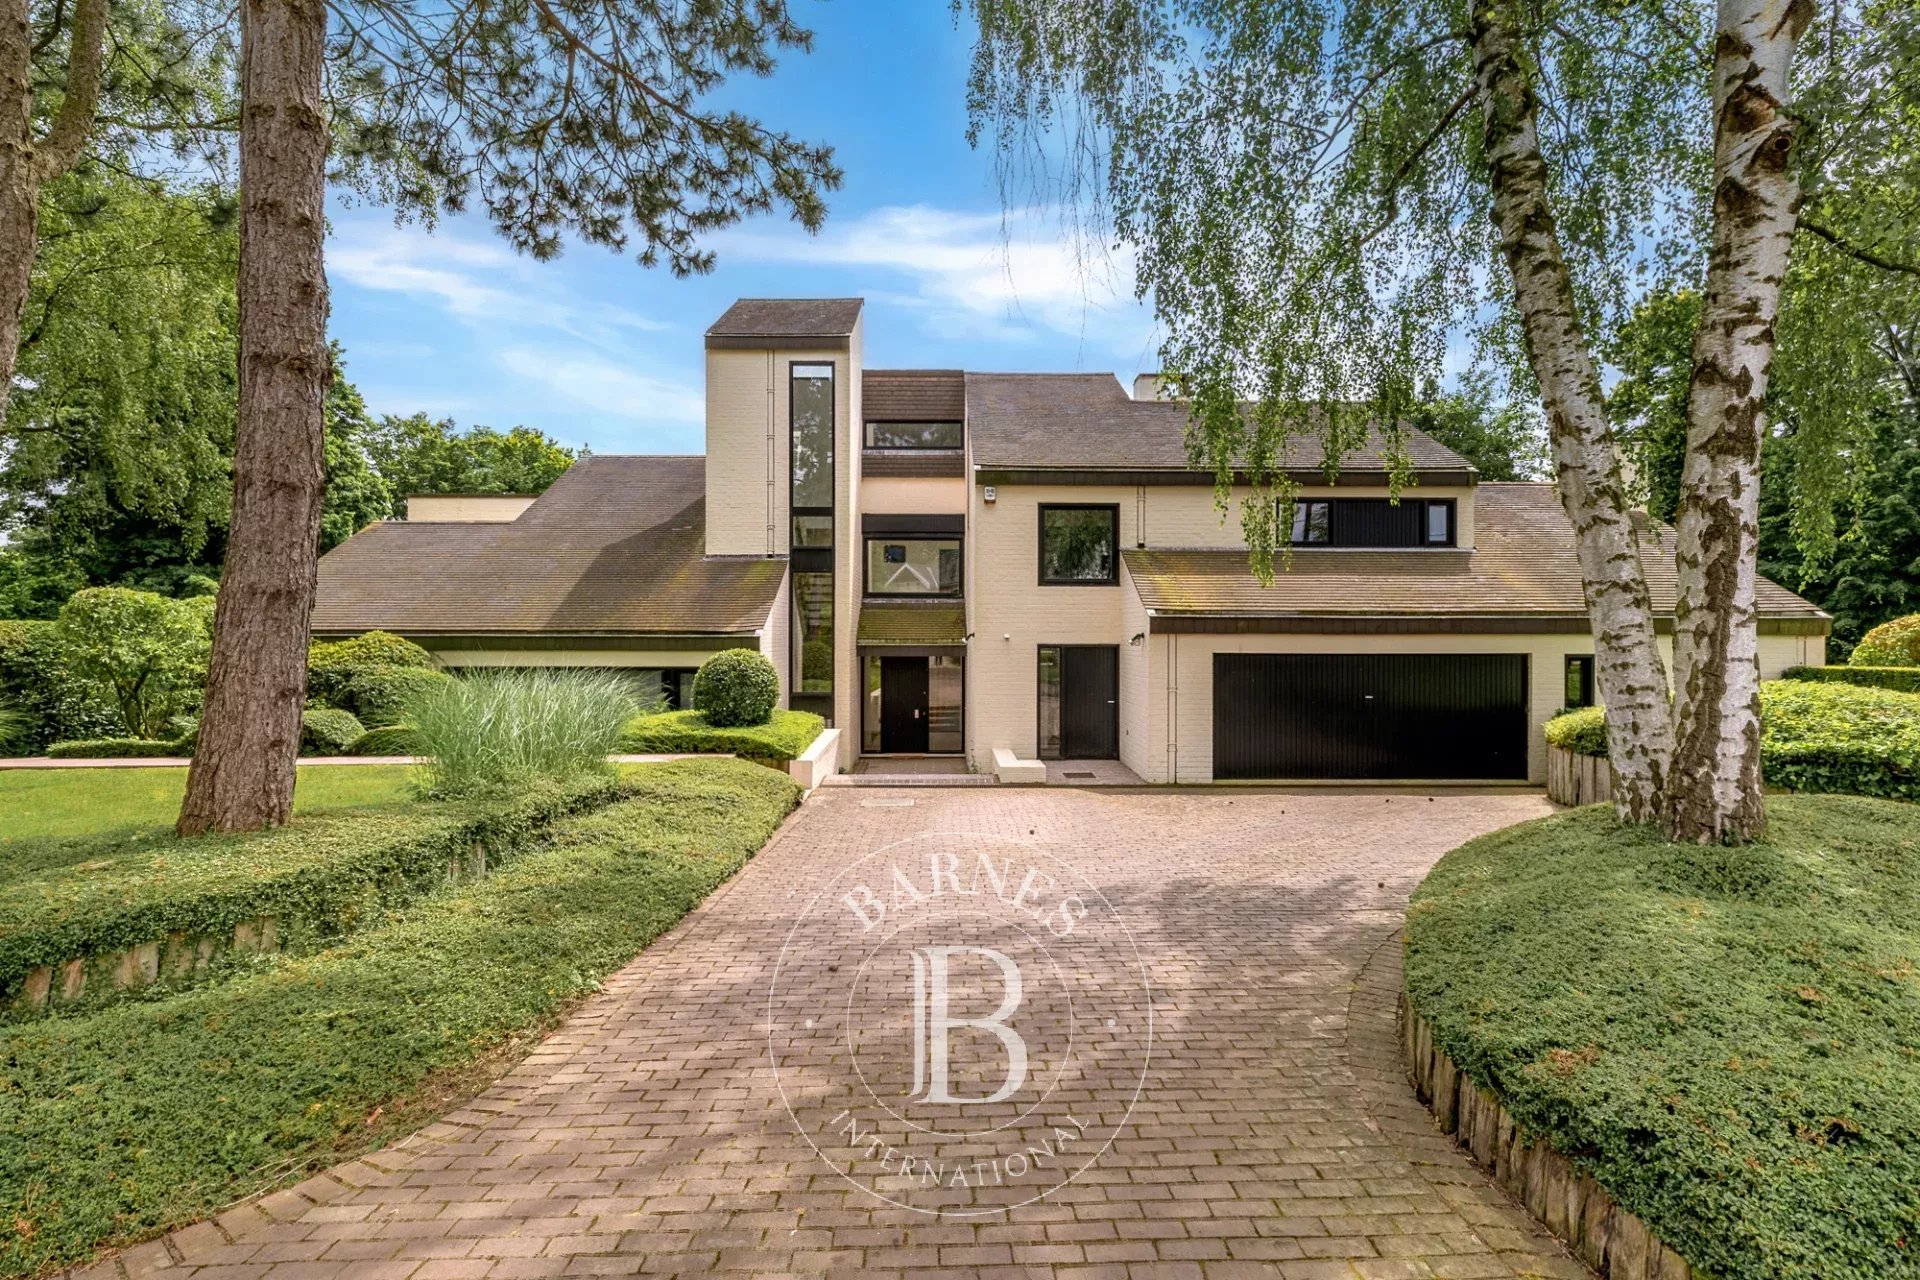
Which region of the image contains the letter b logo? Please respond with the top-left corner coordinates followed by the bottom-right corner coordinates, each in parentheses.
top-left (908, 946), bottom-right (1028, 1105)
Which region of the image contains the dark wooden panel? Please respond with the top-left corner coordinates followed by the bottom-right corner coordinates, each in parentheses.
top-left (1061, 645), bottom-right (1120, 759)
top-left (1212, 653), bottom-right (1528, 780)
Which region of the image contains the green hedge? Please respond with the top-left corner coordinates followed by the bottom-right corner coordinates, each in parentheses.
top-left (347, 724), bottom-right (421, 756)
top-left (0, 760), bottom-right (797, 1276)
top-left (617, 708), bottom-right (823, 765)
top-left (1543, 680), bottom-right (1920, 801)
top-left (44, 737), bottom-right (188, 759)
top-left (1849, 613), bottom-right (1920, 666)
top-left (0, 619), bottom-right (120, 753)
top-left (1783, 663), bottom-right (1920, 694)
top-left (0, 776), bottom-right (622, 1007)
top-left (299, 707), bottom-right (365, 756)
top-left (1405, 796), bottom-right (1920, 1280)
top-left (339, 666), bottom-right (454, 727)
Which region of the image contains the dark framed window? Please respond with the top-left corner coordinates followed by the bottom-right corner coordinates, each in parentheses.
top-left (790, 362), bottom-right (835, 720)
top-left (864, 537), bottom-right (962, 596)
top-left (1039, 504), bottom-right (1119, 584)
top-left (865, 421), bottom-right (962, 449)
top-left (1564, 655), bottom-right (1595, 709)
top-left (1283, 497), bottom-right (1457, 548)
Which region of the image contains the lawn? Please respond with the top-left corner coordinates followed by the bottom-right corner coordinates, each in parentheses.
top-left (0, 765), bottom-right (414, 844)
top-left (0, 758), bottom-right (798, 1276)
top-left (1405, 796), bottom-right (1920, 1280)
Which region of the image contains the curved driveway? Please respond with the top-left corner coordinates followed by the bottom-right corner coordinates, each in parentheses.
top-left (98, 786), bottom-right (1589, 1280)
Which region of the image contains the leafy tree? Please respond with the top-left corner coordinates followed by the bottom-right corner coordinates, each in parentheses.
top-left (960, 0), bottom-right (1920, 839)
top-left (320, 366), bottom-right (394, 551)
top-left (54, 586), bottom-right (212, 737)
top-left (1408, 377), bottom-right (1545, 482)
top-left (182, 0), bottom-right (842, 833)
top-left (365, 415), bottom-right (575, 504)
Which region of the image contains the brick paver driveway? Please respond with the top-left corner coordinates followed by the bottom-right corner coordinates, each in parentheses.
top-left (116, 787), bottom-right (1590, 1280)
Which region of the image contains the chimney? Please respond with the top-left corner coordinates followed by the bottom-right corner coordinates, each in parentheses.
top-left (1132, 373), bottom-right (1169, 401)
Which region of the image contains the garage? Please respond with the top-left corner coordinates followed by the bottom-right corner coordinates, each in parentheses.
top-left (1212, 653), bottom-right (1529, 780)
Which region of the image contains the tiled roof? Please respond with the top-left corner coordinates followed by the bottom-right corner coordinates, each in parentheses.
top-left (313, 456), bottom-right (785, 637)
top-left (705, 298), bottom-right (862, 342)
top-left (1123, 484), bottom-right (1827, 624)
top-left (864, 370), bottom-right (965, 421)
top-left (965, 373), bottom-right (1475, 475)
top-left (856, 602), bottom-right (968, 646)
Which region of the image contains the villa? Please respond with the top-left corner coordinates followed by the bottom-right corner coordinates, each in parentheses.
top-left (313, 297), bottom-right (1830, 783)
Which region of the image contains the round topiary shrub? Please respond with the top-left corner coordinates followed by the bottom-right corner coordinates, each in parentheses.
top-left (693, 649), bottom-right (780, 727)
top-left (1850, 614), bottom-right (1920, 667)
top-left (308, 630), bottom-right (435, 670)
top-left (300, 708), bottom-right (366, 756)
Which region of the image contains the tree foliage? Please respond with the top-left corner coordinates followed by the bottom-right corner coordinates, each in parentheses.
top-left (1409, 378), bottom-right (1545, 481)
top-left (53, 586), bottom-right (213, 736)
top-left (364, 414), bottom-right (575, 502)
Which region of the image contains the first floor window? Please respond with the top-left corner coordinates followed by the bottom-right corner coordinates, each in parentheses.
top-left (1291, 500), bottom-right (1331, 544)
top-left (866, 420), bottom-right (962, 449)
top-left (1039, 505), bottom-right (1119, 583)
top-left (1564, 655), bottom-right (1595, 709)
top-left (866, 538), bottom-right (961, 595)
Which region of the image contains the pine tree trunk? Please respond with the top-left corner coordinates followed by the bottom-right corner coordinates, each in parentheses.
top-left (176, 0), bottom-right (329, 836)
top-left (1667, 0), bottom-right (1812, 843)
top-left (0, 0), bottom-right (106, 428)
top-left (1470, 0), bottom-right (1674, 823)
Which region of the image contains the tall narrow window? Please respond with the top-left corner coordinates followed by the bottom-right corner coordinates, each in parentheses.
top-left (790, 363), bottom-right (835, 718)
top-left (1564, 655), bottom-right (1595, 709)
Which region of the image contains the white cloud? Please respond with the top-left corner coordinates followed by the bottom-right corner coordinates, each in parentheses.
top-left (498, 348), bottom-right (705, 428)
top-left (723, 204), bottom-right (1155, 356)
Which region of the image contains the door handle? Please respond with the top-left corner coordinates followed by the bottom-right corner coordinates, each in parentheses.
top-left (913, 708), bottom-right (921, 719)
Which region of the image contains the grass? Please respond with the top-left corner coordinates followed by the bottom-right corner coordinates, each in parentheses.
top-left (0, 758), bottom-right (798, 1276)
top-left (409, 668), bottom-right (638, 796)
top-left (617, 708), bottom-right (824, 764)
top-left (1405, 796), bottom-right (1920, 1280)
top-left (0, 765), bottom-right (414, 844)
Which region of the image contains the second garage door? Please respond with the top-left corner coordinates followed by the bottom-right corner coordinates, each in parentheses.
top-left (1212, 653), bottom-right (1529, 780)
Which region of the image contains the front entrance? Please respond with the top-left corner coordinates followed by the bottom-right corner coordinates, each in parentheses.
top-left (1039, 644), bottom-right (1120, 759)
top-left (879, 656), bottom-right (930, 753)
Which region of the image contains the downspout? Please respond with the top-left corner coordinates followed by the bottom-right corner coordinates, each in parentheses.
top-left (1166, 630), bottom-right (1178, 783)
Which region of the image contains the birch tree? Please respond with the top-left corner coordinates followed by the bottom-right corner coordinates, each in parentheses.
top-left (961, 0), bottom-right (1918, 839)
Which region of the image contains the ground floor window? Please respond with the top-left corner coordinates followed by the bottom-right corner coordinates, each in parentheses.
top-left (862, 653), bottom-right (963, 753)
top-left (632, 667), bottom-right (698, 712)
top-left (793, 571), bottom-right (834, 720)
top-left (1563, 654), bottom-right (1595, 709)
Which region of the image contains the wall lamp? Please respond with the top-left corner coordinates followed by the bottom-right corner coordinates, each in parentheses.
top-left (1128, 632), bottom-right (1146, 647)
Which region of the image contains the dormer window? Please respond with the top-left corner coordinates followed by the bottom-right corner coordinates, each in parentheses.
top-left (1284, 497), bottom-right (1457, 548)
top-left (865, 421), bottom-right (962, 449)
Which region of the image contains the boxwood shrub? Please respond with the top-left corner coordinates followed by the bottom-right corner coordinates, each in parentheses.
top-left (1849, 613), bottom-right (1920, 666)
top-left (347, 724), bottom-right (422, 756)
top-left (299, 708), bottom-right (365, 756)
top-left (1783, 663), bottom-right (1920, 694)
top-left (338, 666), bottom-right (454, 727)
top-left (692, 649), bottom-right (779, 726)
top-left (1543, 680), bottom-right (1920, 800)
top-left (45, 737), bottom-right (188, 760)
top-left (617, 708), bottom-right (823, 767)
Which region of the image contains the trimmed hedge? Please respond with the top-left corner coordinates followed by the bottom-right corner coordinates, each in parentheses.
top-left (299, 708), bottom-right (365, 756)
top-left (0, 760), bottom-right (798, 1277)
top-left (0, 619), bottom-right (119, 753)
top-left (1543, 680), bottom-right (1920, 800)
top-left (692, 649), bottom-right (780, 726)
top-left (1405, 796), bottom-right (1920, 1280)
top-left (339, 666), bottom-right (454, 727)
top-left (0, 775), bottom-right (623, 1006)
top-left (45, 737), bottom-right (188, 760)
top-left (1783, 663), bottom-right (1920, 694)
top-left (1850, 614), bottom-right (1920, 666)
top-left (307, 631), bottom-right (434, 671)
top-left (347, 724), bottom-right (422, 756)
top-left (617, 708), bottom-right (823, 766)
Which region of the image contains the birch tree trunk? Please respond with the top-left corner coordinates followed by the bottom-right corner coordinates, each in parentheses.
top-left (177, 0), bottom-right (329, 835)
top-left (1667, 0), bottom-right (1812, 842)
top-left (0, 0), bottom-right (107, 427)
top-left (1470, 0), bottom-right (1674, 823)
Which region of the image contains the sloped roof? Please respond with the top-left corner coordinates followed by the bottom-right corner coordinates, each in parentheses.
top-left (856, 602), bottom-right (968, 646)
top-left (705, 298), bottom-right (862, 346)
top-left (965, 373), bottom-right (1476, 475)
top-left (313, 456), bottom-right (784, 637)
top-left (1123, 484), bottom-right (1827, 628)
top-left (864, 370), bottom-right (965, 421)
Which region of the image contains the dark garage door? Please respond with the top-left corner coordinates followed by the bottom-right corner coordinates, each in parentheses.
top-left (1212, 653), bottom-right (1528, 780)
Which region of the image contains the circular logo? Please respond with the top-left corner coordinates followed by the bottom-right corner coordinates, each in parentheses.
top-left (768, 831), bottom-right (1153, 1216)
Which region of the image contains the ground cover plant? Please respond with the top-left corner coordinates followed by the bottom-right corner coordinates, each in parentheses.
top-left (0, 759), bottom-right (798, 1275)
top-left (0, 777), bottom-right (621, 1009)
top-left (1545, 679), bottom-right (1920, 801)
top-left (1405, 796), bottom-right (1920, 1279)
top-left (408, 667), bottom-right (636, 796)
top-left (0, 765), bottom-right (414, 844)
top-left (618, 707), bottom-right (823, 766)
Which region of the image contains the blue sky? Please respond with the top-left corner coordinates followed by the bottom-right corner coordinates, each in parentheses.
top-left (326, 2), bottom-right (1160, 457)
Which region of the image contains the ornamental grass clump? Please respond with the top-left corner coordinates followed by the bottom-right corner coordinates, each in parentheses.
top-left (408, 669), bottom-right (637, 796)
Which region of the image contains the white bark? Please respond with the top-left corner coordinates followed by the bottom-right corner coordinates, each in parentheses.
top-left (0, 0), bottom-right (107, 428)
top-left (1668, 0), bottom-right (1811, 842)
top-left (1470, 0), bottom-right (1674, 823)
